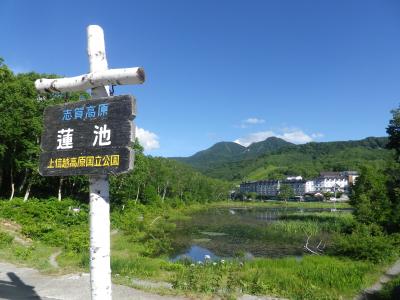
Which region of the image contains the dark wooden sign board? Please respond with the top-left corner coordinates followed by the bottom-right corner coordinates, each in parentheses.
top-left (39, 95), bottom-right (136, 176)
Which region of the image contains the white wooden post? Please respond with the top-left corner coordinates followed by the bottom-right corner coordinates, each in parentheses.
top-left (87, 25), bottom-right (112, 300)
top-left (35, 24), bottom-right (145, 300)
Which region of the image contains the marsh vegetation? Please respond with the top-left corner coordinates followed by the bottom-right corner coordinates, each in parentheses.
top-left (0, 199), bottom-right (398, 299)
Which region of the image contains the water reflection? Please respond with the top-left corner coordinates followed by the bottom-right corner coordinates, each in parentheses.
top-left (170, 206), bottom-right (351, 262)
top-left (171, 245), bottom-right (220, 262)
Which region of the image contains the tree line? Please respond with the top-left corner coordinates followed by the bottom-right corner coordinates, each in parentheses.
top-left (0, 58), bottom-right (230, 204)
top-left (350, 107), bottom-right (400, 233)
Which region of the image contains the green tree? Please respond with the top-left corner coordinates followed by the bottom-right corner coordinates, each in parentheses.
top-left (278, 184), bottom-right (295, 202)
top-left (387, 107), bottom-right (400, 162)
top-left (0, 66), bottom-right (43, 199)
top-left (350, 166), bottom-right (391, 227)
top-left (386, 107), bottom-right (400, 232)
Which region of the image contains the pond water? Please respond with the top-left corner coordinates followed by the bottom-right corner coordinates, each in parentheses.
top-left (170, 206), bottom-right (351, 262)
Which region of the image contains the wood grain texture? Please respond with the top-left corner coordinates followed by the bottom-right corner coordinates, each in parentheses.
top-left (39, 147), bottom-right (134, 176)
top-left (41, 119), bottom-right (134, 151)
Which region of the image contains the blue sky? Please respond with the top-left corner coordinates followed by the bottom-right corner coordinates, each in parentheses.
top-left (1, 0), bottom-right (400, 157)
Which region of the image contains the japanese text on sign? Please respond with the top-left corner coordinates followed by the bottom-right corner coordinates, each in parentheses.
top-left (47, 154), bottom-right (120, 169)
top-left (62, 103), bottom-right (109, 120)
top-left (39, 95), bottom-right (135, 176)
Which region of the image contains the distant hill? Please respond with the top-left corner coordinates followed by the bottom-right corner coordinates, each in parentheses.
top-left (246, 137), bottom-right (294, 156)
top-left (172, 136), bottom-right (391, 182)
top-left (173, 137), bottom-right (293, 171)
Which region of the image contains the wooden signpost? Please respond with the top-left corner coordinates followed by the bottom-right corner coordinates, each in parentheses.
top-left (35, 25), bottom-right (145, 300)
top-left (39, 95), bottom-right (135, 176)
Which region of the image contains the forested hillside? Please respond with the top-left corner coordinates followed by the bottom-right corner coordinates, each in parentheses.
top-left (174, 136), bottom-right (390, 181)
top-left (0, 58), bottom-right (230, 204)
top-left (172, 137), bottom-right (293, 173)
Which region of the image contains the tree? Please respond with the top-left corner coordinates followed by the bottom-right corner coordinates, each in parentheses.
top-left (278, 184), bottom-right (295, 202)
top-left (0, 68), bottom-right (43, 199)
top-left (386, 107), bottom-right (400, 232)
top-left (110, 139), bottom-right (150, 204)
top-left (0, 58), bottom-right (231, 205)
top-left (387, 107), bottom-right (400, 162)
top-left (350, 166), bottom-right (391, 227)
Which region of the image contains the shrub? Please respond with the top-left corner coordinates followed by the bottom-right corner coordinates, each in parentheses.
top-left (376, 275), bottom-right (400, 300)
top-left (0, 231), bottom-right (13, 247)
top-left (14, 246), bottom-right (33, 260)
top-left (328, 224), bottom-right (399, 263)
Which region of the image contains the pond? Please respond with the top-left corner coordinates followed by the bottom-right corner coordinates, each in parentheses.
top-left (170, 206), bottom-right (351, 262)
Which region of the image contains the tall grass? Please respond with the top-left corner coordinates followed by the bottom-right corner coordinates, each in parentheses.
top-left (0, 198), bottom-right (394, 299)
top-left (173, 256), bottom-right (381, 299)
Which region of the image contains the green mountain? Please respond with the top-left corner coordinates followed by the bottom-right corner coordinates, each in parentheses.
top-left (246, 137), bottom-right (294, 155)
top-left (173, 136), bottom-right (391, 182)
top-left (173, 137), bottom-right (293, 171)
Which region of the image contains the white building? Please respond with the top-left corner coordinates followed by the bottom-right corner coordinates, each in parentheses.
top-left (305, 180), bottom-right (315, 193)
top-left (286, 176), bottom-right (303, 181)
top-left (239, 171), bottom-right (359, 198)
top-left (314, 172), bottom-right (348, 193)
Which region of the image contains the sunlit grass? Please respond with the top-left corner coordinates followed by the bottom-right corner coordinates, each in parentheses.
top-left (173, 255), bottom-right (385, 299)
top-left (0, 199), bottom-right (393, 299)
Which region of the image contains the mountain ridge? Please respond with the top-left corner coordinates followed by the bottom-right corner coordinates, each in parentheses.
top-left (172, 137), bottom-right (294, 168)
top-left (171, 136), bottom-right (390, 181)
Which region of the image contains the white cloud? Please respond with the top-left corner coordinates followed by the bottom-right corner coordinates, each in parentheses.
top-left (244, 118), bottom-right (265, 125)
top-left (136, 127), bottom-right (160, 151)
top-left (234, 128), bottom-right (323, 147)
top-left (278, 130), bottom-right (313, 144)
top-left (311, 132), bottom-right (324, 139)
top-left (234, 131), bottom-right (275, 146)
top-left (238, 117), bottom-right (266, 129)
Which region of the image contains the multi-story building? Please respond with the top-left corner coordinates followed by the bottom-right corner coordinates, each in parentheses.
top-left (314, 172), bottom-right (349, 193)
top-left (305, 180), bottom-right (315, 193)
top-left (239, 181), bottom-right (257, 194)
top-left (342, 171), bottom-right (359, 185)
top-left (256, 180), bottom-right (280, 196)
top-left (281, 179), bottom-right (306, 196)
top-left (239, 171), bottom-right (359, 198)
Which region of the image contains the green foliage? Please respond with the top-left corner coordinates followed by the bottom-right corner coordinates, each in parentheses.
top-left (111, 256), bottom-right (160, 278)
top-left (329, 224), bottom-right (400, 263)
top-left (0, 198), bottom-right (392, 299)
top-left (278, 184), bottom-right (295, 201)
top-left (172, 260), bottom-right (231, 293)
top-left (174, 137), bottom-right (293, 178)
top-left (385, 161), bottom-right (400, 232)
top-left (110, 140), bottom-right (231, 206)
top-left (350, 165), bottom-right (391, 227)
top-left (387, 106), bottom-right (400, 162)
top-left (376, 274), bottom-right (400, 300)
top-left (0, 198), bottom-right (89, 253)
top-left (346, 105), bottom-right (400, 234)
top-left (349, 128), bottom-right (400, 233)
top-left (14, 245), bottom-right (34, 260)
top-left (173, 256), bottom-right (379, 299)
top-left (0, 58), bottom-right (230, 204)
top-left (0, 231), bottom-right (13, 247)
top-left (174, 136), bottom-right (390, 181)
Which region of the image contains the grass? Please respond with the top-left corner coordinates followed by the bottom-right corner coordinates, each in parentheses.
top-left (0, 198), bottom-right (395, 299)
top-left (242, 256), bottom-right (381, 299)
top-left (376, 274), bottom-right (400, 299)
top-left (172, 255), bottom-right (385, 299)
top-left (0, 239), bottom-right (56, 272)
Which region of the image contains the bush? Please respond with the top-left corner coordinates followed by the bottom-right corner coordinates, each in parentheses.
top-left (0, 198), bottom-right (89, 252)
top-left (329, 224), bottom-right (399, 263)
top-left (14, 246), bottom-right (34, 260)
top-left (0, 231), bottom-right (13, 247)
top-left (376, 275), bottom-right (400, 300)
top-left (172, 260), bottom-right (231, 293)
